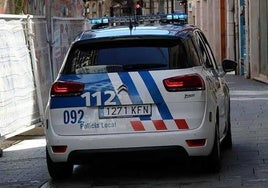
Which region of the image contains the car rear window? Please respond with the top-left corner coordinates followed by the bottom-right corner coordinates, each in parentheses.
top-left (62, 38), bottom-right (200, 74)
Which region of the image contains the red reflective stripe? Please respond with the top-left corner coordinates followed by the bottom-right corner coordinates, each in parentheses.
top-left (153, 120), bottom-right (167, 130)
top-left (131, 119), bottom-right (188, 131)
top-left (131, 121), bottom-right (145, 131)
top-left (175, 119), bottom-right (189, 129)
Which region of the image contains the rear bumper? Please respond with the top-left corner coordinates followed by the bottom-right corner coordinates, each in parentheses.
top-left (45, 123), bottom-right (215, 163)
top-left (67, 146), bottom-right (189, 164)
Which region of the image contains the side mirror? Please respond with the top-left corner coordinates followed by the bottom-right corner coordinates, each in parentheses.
top-left (222, 59), bottom-right (237, 73)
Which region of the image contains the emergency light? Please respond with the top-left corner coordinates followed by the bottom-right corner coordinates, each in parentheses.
top-left (88, 13), bottom-right (188, 27)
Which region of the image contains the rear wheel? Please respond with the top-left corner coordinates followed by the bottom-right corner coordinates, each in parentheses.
top-left (46, 148), bottom-right (73, 180)
top-left (222, 100), bottom-right (232, 149)
top-left (206, 123), bottom-right (221, 173)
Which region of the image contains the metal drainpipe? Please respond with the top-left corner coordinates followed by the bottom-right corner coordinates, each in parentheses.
top-left (245, 0), bottom-right (250, 78)
top-left (235, 0), bottom-right (241, 75)
top-left (150, 0), bottom-right (152, 14)
top-left (171, 0), bottom-right (174, 13)
top-left (167, 0), bottom-right (169, 14)
top-left (233, 3), bottom-right (237, 70)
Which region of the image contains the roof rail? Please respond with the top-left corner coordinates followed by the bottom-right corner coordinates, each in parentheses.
top-left (89, 14), bottom-right (188, 29)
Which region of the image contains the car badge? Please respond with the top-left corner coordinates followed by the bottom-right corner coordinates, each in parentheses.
top-left (117, 84), bottom-right (128, 94)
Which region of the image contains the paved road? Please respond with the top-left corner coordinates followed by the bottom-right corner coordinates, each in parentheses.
top-left (0, 74), bottom-right (268, 188)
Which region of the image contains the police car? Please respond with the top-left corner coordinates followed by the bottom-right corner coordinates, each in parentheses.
top-left (45, 15), bottom-right (237, 179)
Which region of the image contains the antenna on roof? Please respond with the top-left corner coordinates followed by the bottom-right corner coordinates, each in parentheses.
top-left (129, 19), bottom-right (133, 35)
top-left (128, 11), bottom-right (134, 35)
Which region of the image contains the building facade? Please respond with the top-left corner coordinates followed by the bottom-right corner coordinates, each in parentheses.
top-left (187, 0), bottom-right (223, 66)
top-left (189, 0), bottom-right (268, 83)
top-left (0, 0), bottom-right (186, 19)
top-left (0, 0), bottom-right (85, 17)
top-left (245, 0), bottom-right (268, 83)
top-left (232, 0), bottom-right (267, 83)
top-left (1, 0), bottom-right (267, 83)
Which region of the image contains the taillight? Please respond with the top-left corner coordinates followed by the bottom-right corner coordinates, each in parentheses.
top-left (51, 81), bottom-right (84, 97)
top-left (163, 74), bottom-right (205, 91)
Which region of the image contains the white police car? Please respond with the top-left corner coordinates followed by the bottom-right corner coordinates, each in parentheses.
top-left (45, 15), bottom-right (237, 179)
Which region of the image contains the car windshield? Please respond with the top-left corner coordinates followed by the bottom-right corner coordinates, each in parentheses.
top-left (62, 38), bottom-right (199, 74)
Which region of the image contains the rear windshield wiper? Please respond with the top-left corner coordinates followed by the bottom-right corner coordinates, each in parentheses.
top-left (75, 64), bottom-right (167, 74)
top-left (122, 63), bottom-right (167, 71)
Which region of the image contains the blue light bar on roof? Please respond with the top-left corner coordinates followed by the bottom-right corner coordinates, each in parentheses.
top-left (89, 18), bottom-right (109, 24)
top-left (166, 14), bottom-right (188, 20)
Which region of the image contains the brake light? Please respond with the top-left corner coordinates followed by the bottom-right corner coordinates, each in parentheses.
top-left (163, 74), bottom-right (205, 91)
top-left (51, 81), bottom-right (84, 96)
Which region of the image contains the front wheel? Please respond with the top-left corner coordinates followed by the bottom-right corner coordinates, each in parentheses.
top-left (46, 148), bottom-right (73, 180)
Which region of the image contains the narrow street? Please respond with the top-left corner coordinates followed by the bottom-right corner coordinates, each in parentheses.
top-left (1, 74), bottom-right (268, 188)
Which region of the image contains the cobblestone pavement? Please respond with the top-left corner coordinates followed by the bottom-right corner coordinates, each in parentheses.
top-left (0, 74), bottom-right (268, 188)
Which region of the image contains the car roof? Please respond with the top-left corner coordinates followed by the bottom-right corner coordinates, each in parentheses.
top-left (75, 23), bottom-right (198, 42)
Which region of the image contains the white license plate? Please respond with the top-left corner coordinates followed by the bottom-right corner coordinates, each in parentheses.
top-left (99, 104), bottom-right (152, 118)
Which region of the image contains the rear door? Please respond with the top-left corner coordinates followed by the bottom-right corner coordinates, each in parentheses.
top-left (193, 30), bottom-right (227, 136)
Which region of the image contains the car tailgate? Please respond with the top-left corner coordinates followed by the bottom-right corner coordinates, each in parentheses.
top-left (49, 70), bottom-right (206, 136)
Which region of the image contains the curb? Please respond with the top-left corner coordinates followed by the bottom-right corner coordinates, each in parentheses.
top-left (0, 127), bottom-right (44, 157)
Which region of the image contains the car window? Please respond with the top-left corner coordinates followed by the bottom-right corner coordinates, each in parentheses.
top-left (97, 47), bottom-right (169, 66)
top-left (62, 38), bottom-right (200, 74)
top-left (185, 38), bottom-right (201, 67)
top-left (194, 31), bottom-right (218, 70)
top-left (194, 32), bottom-right (212, 68)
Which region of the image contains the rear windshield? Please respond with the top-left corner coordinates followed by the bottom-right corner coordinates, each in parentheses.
top-left (62, 38), bottom-right (200, 74)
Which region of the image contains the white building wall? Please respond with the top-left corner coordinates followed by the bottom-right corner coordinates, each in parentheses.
top-left (193, 0), bottom-right (222, 64)
top-left (248, 0), bottom-right (260, 79)
top-left (226, 0), bottom-right (236, 61)
top-left (211, 0), bottom-right (221, 64)
top-left (187, 0), bottom-right (194, 24)
top-left (186, 0), bottom-right (266, 82)
top-left (194, 0), bottom-right (201, 26)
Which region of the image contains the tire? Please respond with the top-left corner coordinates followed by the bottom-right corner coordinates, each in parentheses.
top-left (206, 124), bottom-right (221, 173)
top-left (46, 148), bottom-right (73, 180)
top-left (221, 100), bottom-right (232, 149)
